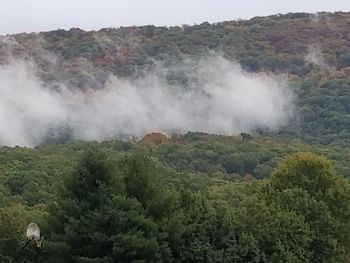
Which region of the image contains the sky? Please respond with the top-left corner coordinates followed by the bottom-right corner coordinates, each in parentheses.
top-left (0, 0), bottom-right (350, 35)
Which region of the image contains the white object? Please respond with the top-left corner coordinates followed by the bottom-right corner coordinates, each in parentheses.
top-left (26, 223), bottom-right (40, 241)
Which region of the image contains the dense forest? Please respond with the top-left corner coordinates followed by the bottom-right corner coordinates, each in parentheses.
top-left (2, 141), bottom-right (350, 262)
top-left (1, 11), bottom-right (350, 262)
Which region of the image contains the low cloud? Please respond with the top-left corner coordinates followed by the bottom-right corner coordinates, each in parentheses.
top-left (0, 55), bottom-right (294, 147)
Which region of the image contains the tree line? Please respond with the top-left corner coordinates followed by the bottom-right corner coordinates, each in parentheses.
top-left (2, 149), bottom-right (350, 262)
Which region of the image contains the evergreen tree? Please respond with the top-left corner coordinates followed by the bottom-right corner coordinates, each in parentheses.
top-left (44, 150), bottom-right (172, 262)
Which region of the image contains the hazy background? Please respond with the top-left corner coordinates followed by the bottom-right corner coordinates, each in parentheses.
top-left (1, 0), bottom-right (350, 35)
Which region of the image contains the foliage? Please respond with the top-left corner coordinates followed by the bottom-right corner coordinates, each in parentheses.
top-left (1, 146), bottom-right (350, 262)
top-left (1, 11), bottom-right (350, 262)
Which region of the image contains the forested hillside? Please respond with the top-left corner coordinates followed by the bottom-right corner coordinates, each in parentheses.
top-left (3, 12), bottom-right (350, 81)
top-left (1, 12), bottom-right (350, 143)
top-left (1, 11), bottom-right (350, 262)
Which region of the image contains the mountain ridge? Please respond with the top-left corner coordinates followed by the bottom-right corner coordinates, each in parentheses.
top-left (1, 11), bottom-right (350, 89)
top-left (0, 11), bottom-right (349, 145)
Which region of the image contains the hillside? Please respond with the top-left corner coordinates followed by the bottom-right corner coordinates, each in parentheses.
top-left (1, 12), bottom-right (350, 81)
top-left (2, 12), bottom-right (350, 81)
top-left (0, 12), bottom-right (350, 145)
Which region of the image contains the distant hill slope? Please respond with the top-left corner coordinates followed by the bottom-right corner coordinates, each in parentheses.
top-left (0, 12), bottom-right (350, 88)
top-left (0, 12), bottom-right (349, 144)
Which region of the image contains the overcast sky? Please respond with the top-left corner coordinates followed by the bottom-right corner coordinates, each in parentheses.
top-left (1, 0), bottom-right (350, 35)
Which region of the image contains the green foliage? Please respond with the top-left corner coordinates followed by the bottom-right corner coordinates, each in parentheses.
top-left (44, 150), bottom-right (172, 262)
top-left (0, 203), bottom-right (45, 262)
top-left (261, 152), bottom-right (350, 262)
top-left (119, 155), bottom-right (176, 219)
top-left (1, 143), bottom-right (350, 262)
top-left (268, 152), bottom-right (340, 195)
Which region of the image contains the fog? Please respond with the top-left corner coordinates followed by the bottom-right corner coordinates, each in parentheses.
top-left (0, 55), bottom-right (294, 147)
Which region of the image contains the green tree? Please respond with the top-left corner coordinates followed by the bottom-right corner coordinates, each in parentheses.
top-left (44, 150), bottom-right (172, 262)
top-left (261, 152), bottom-right (350, 262)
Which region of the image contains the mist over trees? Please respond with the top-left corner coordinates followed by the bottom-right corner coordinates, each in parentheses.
top-left (1, 11), bottom-right (350, 263)
top-left (0, 12), bottom-right (349, 145)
